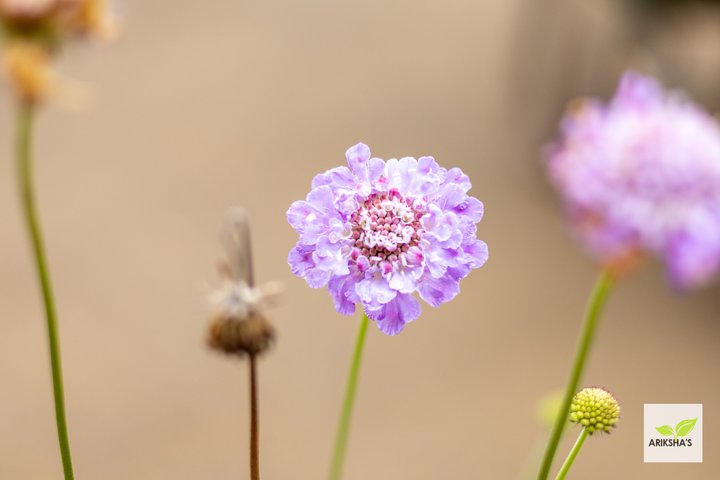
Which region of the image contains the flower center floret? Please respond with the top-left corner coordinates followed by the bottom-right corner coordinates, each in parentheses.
top-left (349, 189), bottom-right (425, 268)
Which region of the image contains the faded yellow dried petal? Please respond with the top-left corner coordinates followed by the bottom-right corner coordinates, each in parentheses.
top-left (62, 0), bottom-right (117, 40)
top-left (3, 41), bottom-right (54, 103)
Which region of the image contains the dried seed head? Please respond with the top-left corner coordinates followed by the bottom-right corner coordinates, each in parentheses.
top-left (569, 387), bottom-right (620, 434)
top-left (207, 311), bottom-right (275, 357)
top-left (206, 278), bottom-right (280, 357)
top-left (207, 208), bottom-right (281, 358)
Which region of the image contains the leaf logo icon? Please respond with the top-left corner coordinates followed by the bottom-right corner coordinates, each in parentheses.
top-left (655, 418), bottom-right (698, 438)
top-left (675, 418), bottom-right (698, 438)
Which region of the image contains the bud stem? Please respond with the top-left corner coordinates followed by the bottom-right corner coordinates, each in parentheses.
top-left (249, 353), bottom-right (260, 480)
top-left (554, 428), bottom-right (588, 480)
top-left (328, 312), bottom-right (370, 480)
top-left (537, 272), bottom-right (613, 480)
top-left (16, 102), bottom-right (75, 479)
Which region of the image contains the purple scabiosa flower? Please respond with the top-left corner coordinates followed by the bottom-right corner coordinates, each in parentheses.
top-left (547, 71), bottom-right (720, 289)
top-left (287, 143), bottom-right (488, 335)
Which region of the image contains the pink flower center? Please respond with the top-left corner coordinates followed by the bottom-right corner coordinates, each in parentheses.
top-left (350, 189), bottom-right (425, 268)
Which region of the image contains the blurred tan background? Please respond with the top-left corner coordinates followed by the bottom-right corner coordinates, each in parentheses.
top-left (1, 0), bottom-right (719, 478)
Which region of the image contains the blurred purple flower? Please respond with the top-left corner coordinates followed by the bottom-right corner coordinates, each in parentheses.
top-left (548, 71), bottom-right (720, 288)
top-left (287, 143), bottom-right (488, 335)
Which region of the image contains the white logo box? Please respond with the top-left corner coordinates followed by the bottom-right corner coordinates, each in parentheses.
top-left (644, 403), bottom-right (703, 463)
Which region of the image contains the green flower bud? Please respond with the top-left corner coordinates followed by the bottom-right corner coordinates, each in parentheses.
top-left (569, 387), bottom-right (620, 434)
top-left (536, 390), bottom-right (563, 430)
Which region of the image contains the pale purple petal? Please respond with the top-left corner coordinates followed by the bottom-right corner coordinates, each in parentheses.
top-left (288, 243), bottom-right (315, 277)
top-left (422, 204), bottom-right (458, 243)
top-left (388, 157), bottom-right (418, 193)
top-left (311, 166), bottom-right (356, 191)
top-left (453, 197), bottom-right (484, 223)
top-left (439, 167), bottom-right (470, 193)
top-left (355, 274), bottom-right (397, 308)
top-left (666, 219), bottom-right (720, 289)
top-left (314, 239), bottom-right (351, 276)
top-left (286, 201), bottom-right (320, 237)
top-left (306, 185), bottom-right (337, 216)
top-left (436, 183), bottom-right (467, 211)
top-left (305, 268), bottom-right (332, 289)
top-left (464, 239), bottom-right (489, 269)
top-left (286, 185), bottom-right (339, 244)
top-left (288, 243), bottom-right (332, 288)
top-left (346, 143), bottom-right (372, 181)
top-left (328, 274), bottom-right (358, 315)
top-left (418, 272), bottom-right (461, 307)
top-left (366, 293), bottom-right (421, 336)
top-left (614, 71), bottom-right (664, 109)
top-left (388, 264), bottom-right (423, 294)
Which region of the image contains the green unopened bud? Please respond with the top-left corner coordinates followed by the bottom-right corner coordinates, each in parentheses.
top-left (569, 387), bottom-right (620, 434)
top-left (536, 390), bottom-right (563, 430)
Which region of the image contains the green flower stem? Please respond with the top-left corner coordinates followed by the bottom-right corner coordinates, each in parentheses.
top-left (16, 103), bottom-right (75, 480)
top-left (537, 272), bottom-right (613, 480)
top-left (249, 353), bottom-right (260, 480)
top-left (328, 312), bottom-right (370, 480)
top-left (520, 431), bottom-right (550, 480)
top-left (554, 428), bottom-right (589, 480)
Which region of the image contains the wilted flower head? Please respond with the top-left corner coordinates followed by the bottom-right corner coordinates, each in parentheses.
top-left (548, 71), bottom-right (720, 288)
top-left (0, 0), bottom-right (115, 36)
top-left (569, 387), bottom-right (620, 434)
top-left (0, 0), bottom-right (116, 103)
top-left (208, 208), bottom-right (281, 357)
top-left (0, 0), bottom-right (55, 20)
top-left (287, 143), bottom-right (488, 335)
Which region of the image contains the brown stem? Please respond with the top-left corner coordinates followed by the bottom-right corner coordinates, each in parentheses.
top-left (249, 353), bottom-right (260, 480)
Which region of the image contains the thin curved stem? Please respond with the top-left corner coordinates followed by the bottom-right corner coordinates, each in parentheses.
top-left (16, 103), bottom-right (75, 479)
top-left (537, 272), bottom-right (613, 480)
top-left (328, 312), bottom-right (370, 480)
top-left (249, 353), bottom-right (259, 480)
top-left (554, 428), bottom-right (589, 480)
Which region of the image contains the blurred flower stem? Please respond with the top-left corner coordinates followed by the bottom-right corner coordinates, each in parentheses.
top-left (328, 312), bottom-right (370, 480)
top-left (537, 272), bottom-right (613, 480)
top-left (554, 428), bottom-right (589, 480)
top-left (16, 103), bottom-right (75, 480)
top-left (249, 353), bottom-right (260, 480)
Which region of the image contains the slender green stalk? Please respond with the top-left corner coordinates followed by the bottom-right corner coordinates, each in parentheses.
top-left (520, 431), bottom-right (550, 480)
top-left (537, 272), bottom-right (613, 480)
top-left (328, 312), bottom-right (370, 480)
top-left (16, 103), bottom-right (75, 480)
top-left (554, 428), bottom-right (589, 480)
top-left (249, 353), bottom-right (260, 480)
